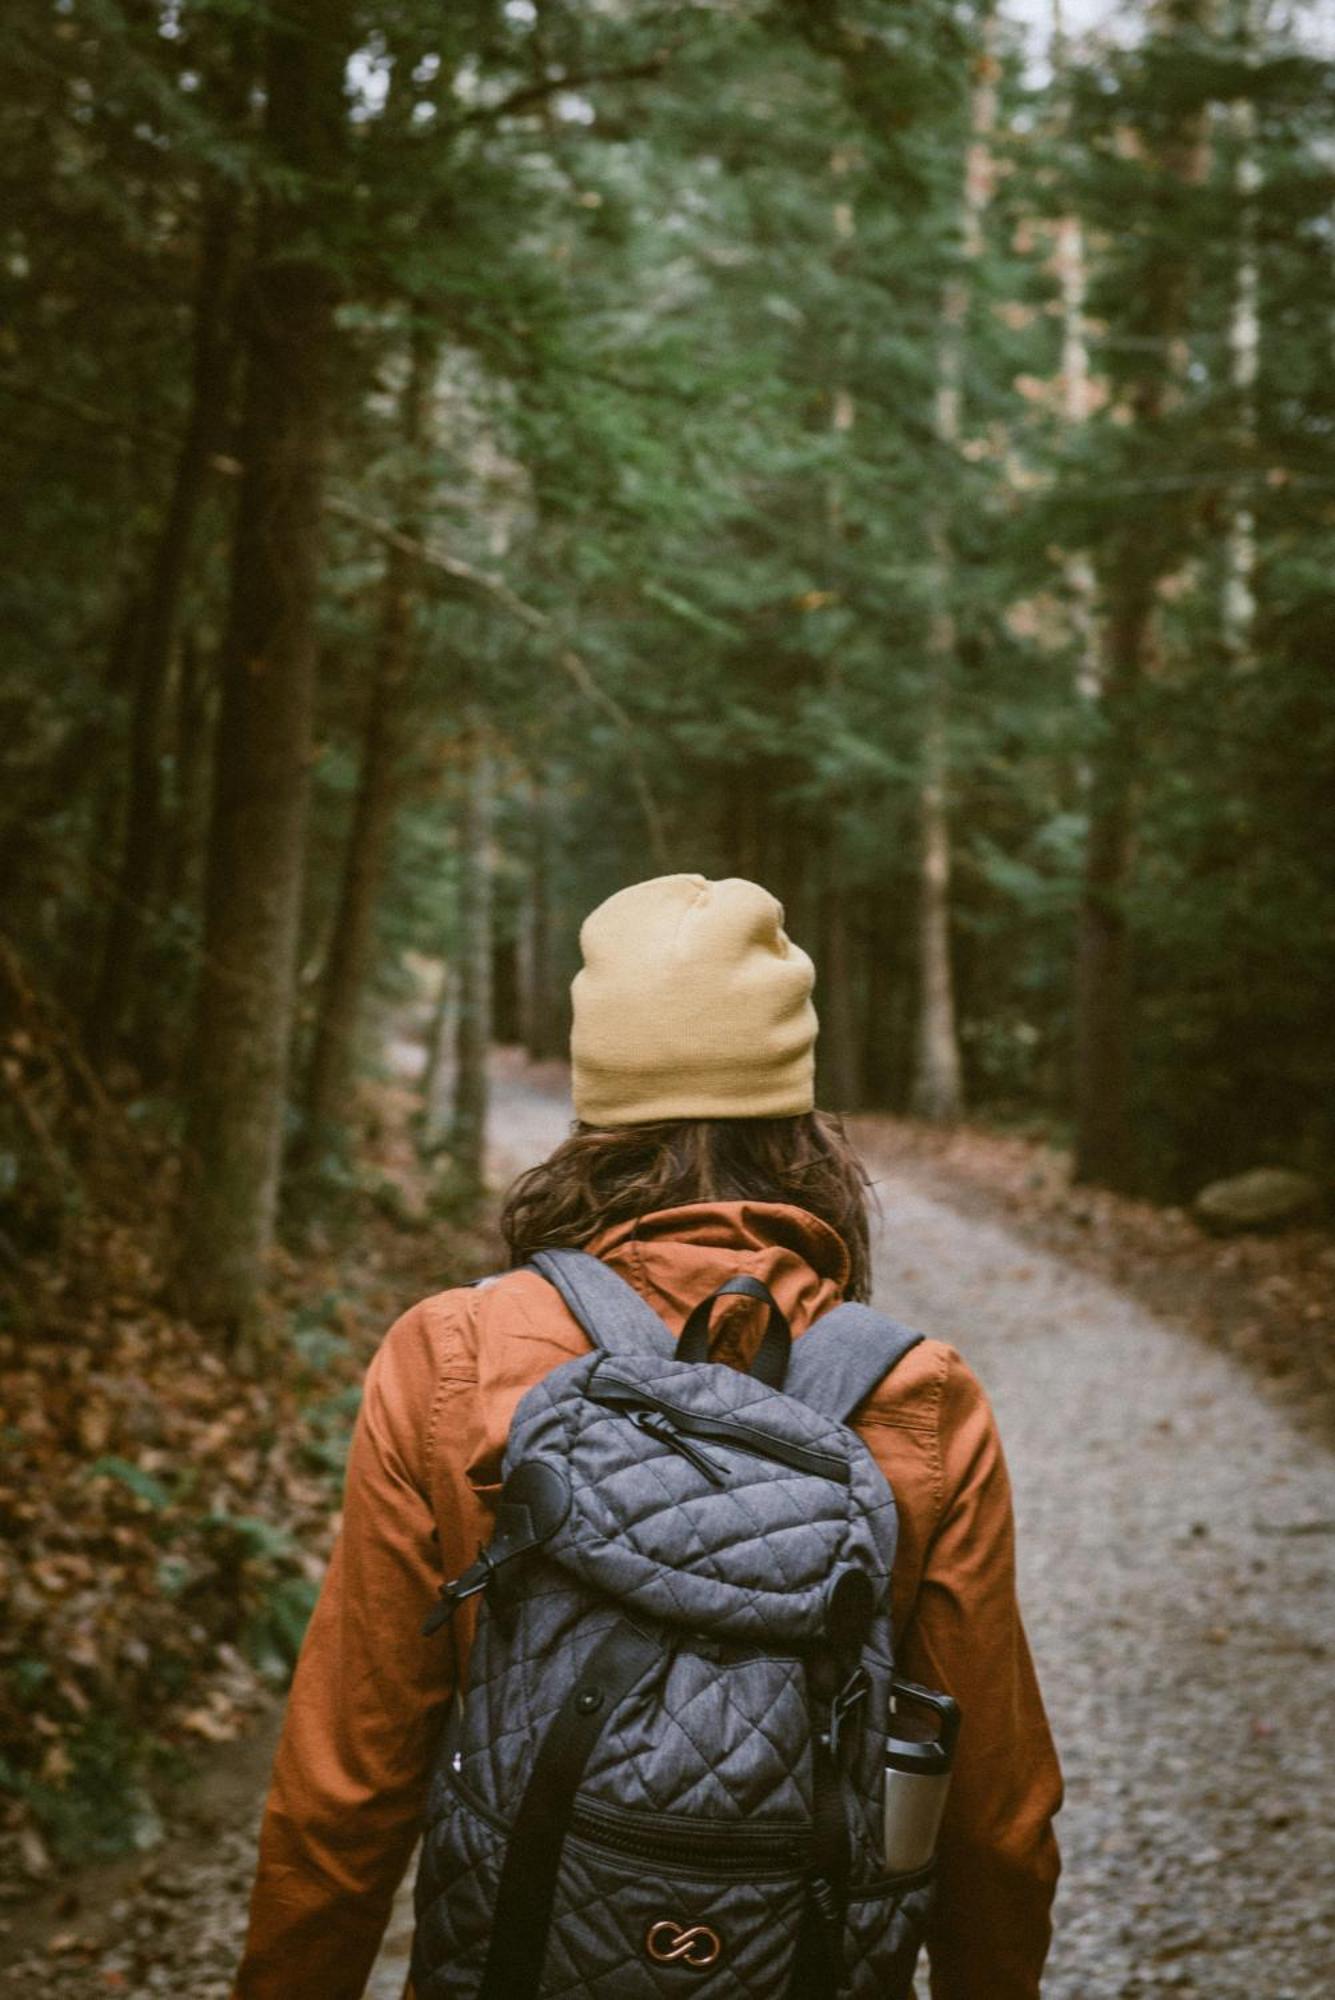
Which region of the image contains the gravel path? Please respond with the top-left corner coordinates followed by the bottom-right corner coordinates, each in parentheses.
top-left (867, 1162), bottom-right (1334, 1999)
top-left (9, 1073), bottom-right (1331, 1996)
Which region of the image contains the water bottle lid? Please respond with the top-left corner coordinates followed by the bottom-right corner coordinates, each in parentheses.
top-left (885, 1676), bottom-right (961, 1774)
top-left (884, 1734), bottom-right (953, 1776)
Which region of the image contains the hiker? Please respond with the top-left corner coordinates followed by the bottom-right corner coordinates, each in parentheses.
top-left (233, 873), bottom-right (1062, 1999)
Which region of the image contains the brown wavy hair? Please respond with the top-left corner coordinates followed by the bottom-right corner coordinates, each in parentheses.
top-left (500, 1112), bottom-right (873, 1302)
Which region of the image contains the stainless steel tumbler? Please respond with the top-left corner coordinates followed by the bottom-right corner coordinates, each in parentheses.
top-left (882, 1678), bottom-right (961, 1875)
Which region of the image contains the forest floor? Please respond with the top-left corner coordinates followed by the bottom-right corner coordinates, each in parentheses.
top-left (3, 1056), bottom-right (1332, 1998)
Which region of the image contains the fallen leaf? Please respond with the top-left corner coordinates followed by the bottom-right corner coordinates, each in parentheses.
top-left (178, 1706), bottom-right (238, 1743)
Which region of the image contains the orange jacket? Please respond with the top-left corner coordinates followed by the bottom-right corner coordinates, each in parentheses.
top-left (234, 1201), bottom-right (1062, 1999)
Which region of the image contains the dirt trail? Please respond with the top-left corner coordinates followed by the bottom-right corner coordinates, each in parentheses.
top-left (865, 1163), bottom-right (1332, 1999)
top-left (8, 1064), bottom-right (1331, 1996)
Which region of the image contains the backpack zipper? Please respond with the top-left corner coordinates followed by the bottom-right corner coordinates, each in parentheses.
top-left (444, 1764), bottom-right (933, 1894)
top-left (569, 1795), bottom-right (810, 1878)
top-left (588, 1377), bottom-right (850, 1486)
top-left (630, 1408), bottom-right (730, 1486)
top-left (447, 1762), bottom-right (809, 1879)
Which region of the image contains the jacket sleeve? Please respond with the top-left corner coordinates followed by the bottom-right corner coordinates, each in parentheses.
top-left (896, 1348), bottom-right (1063, 2000)
top-left (233, 1301), bottom-right (452, 2000)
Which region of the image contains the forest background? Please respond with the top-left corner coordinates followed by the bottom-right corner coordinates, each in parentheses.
top-left (1, 0), bottom-right (1332, 1882)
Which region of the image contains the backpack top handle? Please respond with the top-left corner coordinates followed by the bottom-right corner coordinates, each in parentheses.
top-left (676, 1273), bottom-right (792, 1387)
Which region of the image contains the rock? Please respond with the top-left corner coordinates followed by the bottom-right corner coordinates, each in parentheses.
top-left (1192, 1168), bottom-right (1322, 1234)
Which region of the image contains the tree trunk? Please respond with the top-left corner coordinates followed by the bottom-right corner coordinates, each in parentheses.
top-left (179, 0), bottom-right (351, 1333)
top-left (765, 800), bottom-right (814, 962)
top-left (819, 879), bottom-right (862, 1111)
top-left (863, 890), bottom-right (909, 1108)
top-left (419, 958), bottom-right (456, 1132)
top-left (520, 776), bottom-right (563, 1061)
top-left (1222, 32), bottom-right (1259, 669)
top-left (121, 631), bottom-right (217, 1084)
top-left (909, 690), bottom-right (966, 1120)
top-left (1072, 0), bottom-right (1211, 1189)
top-left (87, 194), bottom-right (241, 1065)
top-left (1050, 10), bottom-right (1102, 705)
top-left (448, 725), bottom-right (495, 1197)
top-left (298, 326), bottom-right (436, 1155)
top-left (163, 630), bottom-right (214, 918)
top-left (492, 935), bottom-right (522, 1046)
top-left (1072, 564), bottom-right (1154, 1189)
top-left (723, 767), bottom-right (765, 884)
top-left (907, 17), bottom-right (997, 1122)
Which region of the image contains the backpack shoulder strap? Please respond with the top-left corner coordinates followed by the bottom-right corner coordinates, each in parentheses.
top-left (783, 1302), bottom-right (924, 1423)
top-left (526, 1247), bottom-right (676, 1360)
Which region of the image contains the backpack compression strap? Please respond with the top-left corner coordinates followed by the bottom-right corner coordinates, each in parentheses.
top-left (782, 1303), bottom-right (923, 1424)
top-left (527, 1247), bottom-right (676, 1360)
top-left (476, 1614), bottom-right (661, 2000)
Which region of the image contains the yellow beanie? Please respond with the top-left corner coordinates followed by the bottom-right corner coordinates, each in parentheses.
top-left (570, 874), bottom-right (818, 1126)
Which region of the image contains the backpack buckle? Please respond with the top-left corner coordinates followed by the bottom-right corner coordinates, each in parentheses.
top-left (422, 1461), bottom-right (571, 1638)
top-left (826, 1666), bottom-right (870, 1759)
top-left (422, 1557), bottom-right (492, 1635)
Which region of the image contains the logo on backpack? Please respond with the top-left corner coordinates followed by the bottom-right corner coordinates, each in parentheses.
top-left (644, 1918), bottom-right (723, 1968)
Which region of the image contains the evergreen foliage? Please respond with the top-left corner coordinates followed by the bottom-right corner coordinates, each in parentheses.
top-left (1, 0), bottom-right (1331, 1278)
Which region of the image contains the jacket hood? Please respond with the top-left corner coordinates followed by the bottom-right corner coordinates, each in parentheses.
top-left (463, 1200), bottom-right (854, 1488)
top-left (584, 1199), bottom-right (850, 1367)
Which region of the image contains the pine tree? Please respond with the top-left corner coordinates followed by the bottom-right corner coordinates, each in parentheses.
top-left (179, 0), bottom-right (355, 1331)
top-left (1070, 0), bottom-right (1215, 1191)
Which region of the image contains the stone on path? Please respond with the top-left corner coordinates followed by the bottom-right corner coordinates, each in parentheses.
top-left (1193, 1166), bottom-right (1322, 1234)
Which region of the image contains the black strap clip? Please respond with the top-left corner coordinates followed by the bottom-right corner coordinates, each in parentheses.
top-left (825, 1666), bottom-right (870, 1761)
top-left (422, 1556), bottom-right (492, 1636)
top-left (421, 1459), bottom-right (571, 1638)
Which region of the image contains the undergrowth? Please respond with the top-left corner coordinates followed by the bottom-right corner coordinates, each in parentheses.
top-left (0, 990), bottom-right (500, 1873)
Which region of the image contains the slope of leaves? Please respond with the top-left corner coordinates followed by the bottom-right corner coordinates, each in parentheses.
top-left (0, 985), bottom-right (497, 1876)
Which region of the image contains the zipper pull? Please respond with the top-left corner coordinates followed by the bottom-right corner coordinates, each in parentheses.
top-left (632, 1410), bottom-right (729, 1487)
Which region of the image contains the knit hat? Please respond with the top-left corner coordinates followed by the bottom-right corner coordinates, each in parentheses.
top-left (570, 874), bottom-right (818, 1126)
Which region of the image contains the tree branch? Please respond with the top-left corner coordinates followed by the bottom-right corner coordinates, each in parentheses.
top-left (0, 372), bottom-right (668, 861)
top-left (322, 494), bottom-right (669, 866)
top-left (451, 53), bottom-right (671, 132)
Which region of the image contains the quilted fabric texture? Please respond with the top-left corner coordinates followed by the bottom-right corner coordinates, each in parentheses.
top-left (510, 1353), bottom-right (898, 1642)
top-left (412, 1349), bottom-right (930, 1998)
top-left (414, 1777), bottom-right (934, 1999)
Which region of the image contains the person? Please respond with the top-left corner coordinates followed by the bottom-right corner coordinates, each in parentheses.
top-left (233, 873), bottom-right (1062, 1999)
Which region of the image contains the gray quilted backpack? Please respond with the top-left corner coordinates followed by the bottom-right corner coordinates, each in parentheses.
top-left (412, 1248), bottom-right (932, 1999)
